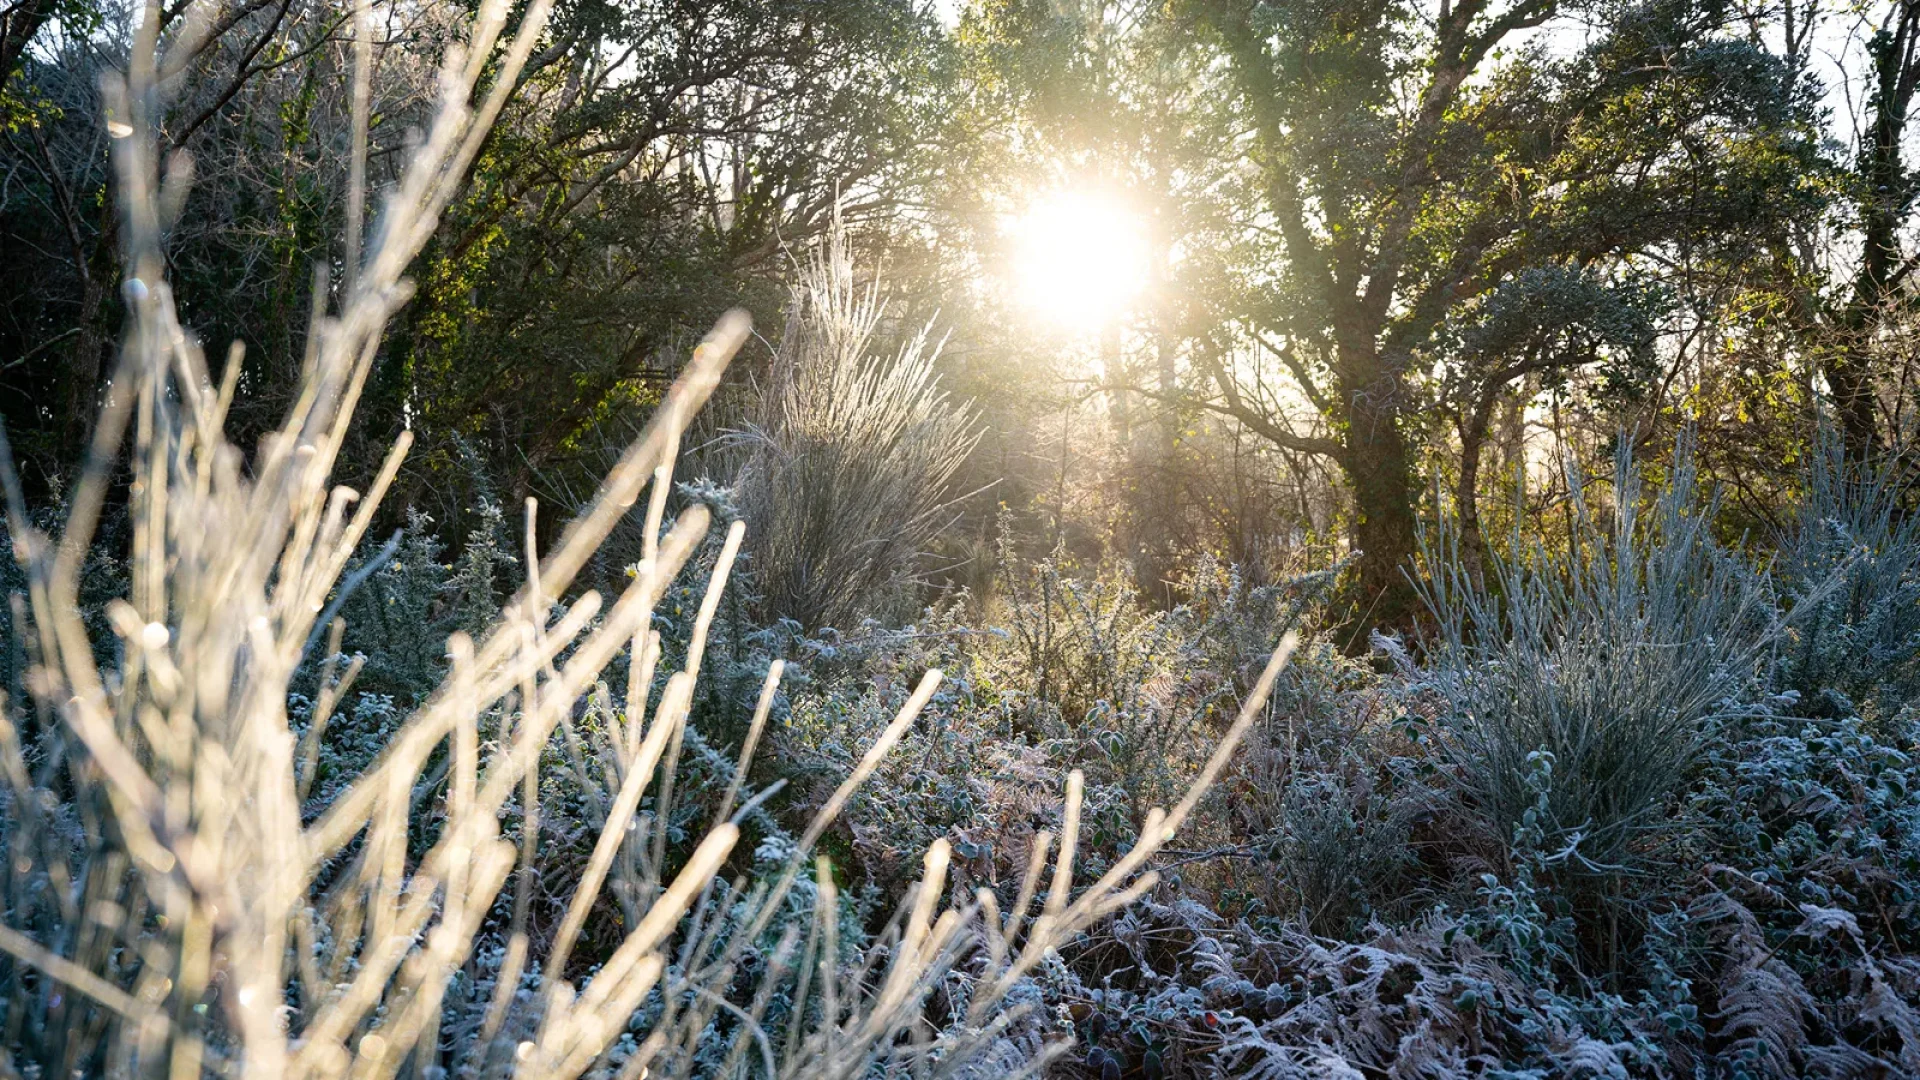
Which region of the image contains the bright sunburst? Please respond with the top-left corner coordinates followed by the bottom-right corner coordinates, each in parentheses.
top-left (1007, 190), bottom-right (1150, 334)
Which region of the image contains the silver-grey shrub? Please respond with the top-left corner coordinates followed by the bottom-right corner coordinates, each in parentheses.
top-left (1775, 433), bottom-right (1920, 718)
top-left (731, 221), bottom-right (982, 630)
top-left (1416, 440), bottom-right (1780, 873)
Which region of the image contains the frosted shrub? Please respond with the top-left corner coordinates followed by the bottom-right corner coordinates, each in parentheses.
top-left (1775, 433), bottom-right (1920, 718)
top-left (1417, 439), bottom-right (1780, 876)
top-left (0, 8), bottom-right (1298, 1078)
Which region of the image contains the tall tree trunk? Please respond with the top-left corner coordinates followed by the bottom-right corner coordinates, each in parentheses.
top-left (1455, 377), bottom-right (1512, 587)
top-left (1347, 419), bottom-right (1419, 634)
top-left (60, 275), bottom-right (108, 461)
top-left (1827, 347), bottom-right (1881, 464)
top-left (1129, 328), bottom-right (1182, 607)
top-left (1831, 0), bottom-right (1920, 463)
top-left (1338, 344), bottom-right (1419, 635)
top-left (1456, 421), bottom-right (1488, 586)
top-left (26, 118), bottom-right (114, 469)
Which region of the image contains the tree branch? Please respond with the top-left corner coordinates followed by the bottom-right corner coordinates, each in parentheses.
top-left (1249, 325), bottom-right (1334, 419)
top-left (1179, 346), bottom-right (1349, 461)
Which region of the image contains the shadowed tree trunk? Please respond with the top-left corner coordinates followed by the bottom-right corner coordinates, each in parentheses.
top-left (1826, 0), bottom-right (1920, 463)
top-left (1339, 342), bottom-right (1421, 629)
top-left (0, 0), bottom-right (55, 94)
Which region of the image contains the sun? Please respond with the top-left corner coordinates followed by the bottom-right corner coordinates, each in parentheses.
top-left (1007, 189), bottom-right (1150, 334)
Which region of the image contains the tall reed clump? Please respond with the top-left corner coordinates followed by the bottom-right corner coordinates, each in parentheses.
top-left (1416, 439), bottom-right (1780, 877)
top-left (731, 217), bottom-right (983, 631)
top-left (0, 7), bottom-right (1295, 1078)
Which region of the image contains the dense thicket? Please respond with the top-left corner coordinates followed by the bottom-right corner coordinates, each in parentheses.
top-left (1, 0), bottom-right (953, 519)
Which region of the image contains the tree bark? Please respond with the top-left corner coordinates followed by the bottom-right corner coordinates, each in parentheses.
top-left (60, 274), bottom-right (108, 460)
top-left (1337, 341), bottom-right (1419, 633)
top-left (0, 0), bottom-right (54, 94)
top-left (1346, 421), bottom-right (1419, 633)
top-left (1826, 347), bottom-right (1881, 465)
top-left (1455, 369), bottom-right (1525, 588)
top-left (1456, 418), bottom-right (1488, 586)
top-left (27, 121), bottom-right (117, 466)
top-left (1830, 0), bottom-right (1920, 463)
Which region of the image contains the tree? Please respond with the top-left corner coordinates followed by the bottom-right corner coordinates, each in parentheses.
top-left (3, 0), bottom-right (363, 485)
top-left (375, 0), bottom-right (957, 515)
top-left (948, 0), bottom-right (1275, 601)
top-left (1179, 0), bottom-right (1820, 625)
top-left (0, 0), bottom-right (98, 115)
top-left (1788, 0), bottom-right (1920, 464)
top-left (0, 0), bottom-right (954, 517)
